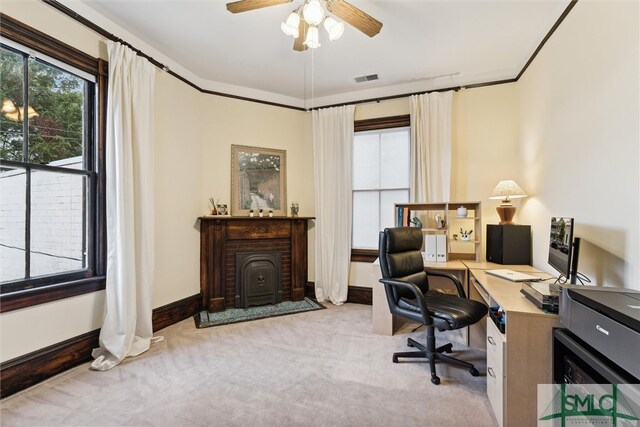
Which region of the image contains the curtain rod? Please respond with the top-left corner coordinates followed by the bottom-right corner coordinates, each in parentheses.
top-left (41, 0), bottom-right (307, 112)
top-left (42, 0), bottom-right (169, 72)
top-left (42, 0), bottom-right (578, 113)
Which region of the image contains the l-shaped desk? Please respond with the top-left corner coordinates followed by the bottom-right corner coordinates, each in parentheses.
top-left (370, 260), bottom-right (560, 427)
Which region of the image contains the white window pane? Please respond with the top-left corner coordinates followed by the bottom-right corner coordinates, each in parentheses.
top-left (380, 190), bottom-right (409, 230)
top-left (352, 191), bottom-right (379, 249)
top-left (30, 169), bottom-right (87, 278)
top-left (353, 133), bottom-right (380, 190)
top-left (0, 166), bottom-right (26, 282)
top-left (380, 129), bottom-right (410, 189)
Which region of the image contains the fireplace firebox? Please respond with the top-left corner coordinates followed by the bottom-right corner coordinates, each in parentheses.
top-left (236, 252), bottom-right (282, 308)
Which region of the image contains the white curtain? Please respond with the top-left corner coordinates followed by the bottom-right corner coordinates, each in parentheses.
top-left (91, 41), bottom-right (159, 371)
top-left (312, 105), bottom-right (355, 305)
top-left (409, 91), bottom-right (453, 202)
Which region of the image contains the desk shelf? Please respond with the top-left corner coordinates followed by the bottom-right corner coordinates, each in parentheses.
top-left (395, 201), bottom-right (481, 261)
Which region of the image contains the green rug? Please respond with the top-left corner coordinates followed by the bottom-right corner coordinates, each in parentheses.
top-left (194, 297), bottom-right (325, 328)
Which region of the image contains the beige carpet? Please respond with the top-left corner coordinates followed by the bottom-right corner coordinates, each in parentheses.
top-left (0, 303), bottom-right (497, 427)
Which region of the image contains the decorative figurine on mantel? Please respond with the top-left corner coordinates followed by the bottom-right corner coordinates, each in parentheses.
top-left (290, 202), bottom-right (299, 217)
top-left (209, 197), bottom-right (218, 215)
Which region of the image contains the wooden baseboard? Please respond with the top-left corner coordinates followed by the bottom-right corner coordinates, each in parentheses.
top-left (305, 283), bottom-right (373, 305)
top-left (347, 285), bottom-right (372, 305)
top-left (1, 293), bottom-right (202, 398)
top-left (152, 293), bottom-right (202, 332)
top-left (0, 329), bottom-right (100, 399)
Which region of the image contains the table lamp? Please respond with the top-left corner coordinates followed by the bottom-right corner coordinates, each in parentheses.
top-left (489, 180), bottom-right (527, 224)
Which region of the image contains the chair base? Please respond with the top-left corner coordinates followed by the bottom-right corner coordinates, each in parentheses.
top-left (392, 337), bottom-right (480, 385)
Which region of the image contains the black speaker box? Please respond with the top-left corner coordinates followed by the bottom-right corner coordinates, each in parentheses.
top-left (486, 224), bottom-right (531, 265)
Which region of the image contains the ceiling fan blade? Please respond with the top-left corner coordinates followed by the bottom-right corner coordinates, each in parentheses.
top-left (293, 20), bottom-right (309, 52)
top-left (327, 0), bottom-right (382, 38)
top-left (226, 0), bottom-right (291, 14)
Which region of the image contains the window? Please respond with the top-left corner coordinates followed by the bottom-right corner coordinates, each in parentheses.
top-left (0, 16), bottom-right (106, 312)
top-left (352, 122), bottom-right (410, 253)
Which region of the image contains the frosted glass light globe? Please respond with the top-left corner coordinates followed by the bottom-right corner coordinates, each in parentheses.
top-left (302, 0), bottom-right (324, 26)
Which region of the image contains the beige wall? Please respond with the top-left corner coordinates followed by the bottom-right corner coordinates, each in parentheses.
top-left (2, 0), bottom-right (638, 363)
top-left (0, 1), bottom-right (313, 362)
top-left (153, 71), bottom-right (204, 307)
top-left (197, 94), bottom-right (314, 281)
top-left (517, 0), bottom-right (639, 288)
top-left (198, 98), bottom-right (313, 217)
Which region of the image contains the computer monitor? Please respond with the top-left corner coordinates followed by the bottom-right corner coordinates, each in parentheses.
top-left (548, 217), bottom-right (575, 281)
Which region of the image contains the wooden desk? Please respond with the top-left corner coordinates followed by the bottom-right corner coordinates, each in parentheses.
top-left (469, 269), bottom-right (560, 427)
top-left (372, 259), bottom-right (558, 426)
top-left (462, 260), bottom-right (541, 273)
top-left (371, 259), bottom-right (468, 336)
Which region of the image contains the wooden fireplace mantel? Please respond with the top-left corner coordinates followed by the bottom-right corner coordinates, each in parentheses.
top-left (198, 216), bottom-right (314, 312)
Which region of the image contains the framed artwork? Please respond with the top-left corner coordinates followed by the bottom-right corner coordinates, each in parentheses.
top-left (231, 145), bottom-right (287, 216)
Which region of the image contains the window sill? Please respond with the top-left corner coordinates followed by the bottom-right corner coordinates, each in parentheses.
top-left (0, 276), bottom-right (106, 313)
top-left (351, 249), bottom-right (378, 263)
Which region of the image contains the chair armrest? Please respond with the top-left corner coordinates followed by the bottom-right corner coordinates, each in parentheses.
top-left (425, 270), bottom-right (466, 299)
top-left (379, 277), bottom-right (430, 324)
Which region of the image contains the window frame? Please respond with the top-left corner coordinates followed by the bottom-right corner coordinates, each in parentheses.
top-left (351, 115), bottom-right (410, 262)
top-left (0, 14), bottom-right (107, 312)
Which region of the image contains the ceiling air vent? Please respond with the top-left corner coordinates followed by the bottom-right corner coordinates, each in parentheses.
top-left (354, 74), bottom-right (379, 83)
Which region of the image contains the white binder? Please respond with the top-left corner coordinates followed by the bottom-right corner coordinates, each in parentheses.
top-left (436, 234), bottom-right (447, 262)
top-left (425, 234), bottom-right (437, 262)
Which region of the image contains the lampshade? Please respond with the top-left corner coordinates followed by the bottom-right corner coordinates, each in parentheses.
top-left (489, 179), bottom-right (526, 225)
top-left (489, 180), bottom-right (527, 201)
top-left (323, 17), bottom-right (344, 41)
top-left (302, 0), bottom-right (324, 26)
top-left (281, 12), bottom-right (300, 38)
top-left (304, 25), bottom-right (321, 48)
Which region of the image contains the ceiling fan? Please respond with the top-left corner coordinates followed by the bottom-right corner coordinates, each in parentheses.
top-left (226, 0), bottom-right (383, 51)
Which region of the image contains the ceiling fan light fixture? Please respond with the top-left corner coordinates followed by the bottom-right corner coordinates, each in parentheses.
top-left (304, 25), bottom-right (321, 48)
top-left (302, 0), bottom-right (324, 26)
top-left (281, 12), bottom-right (300, 38)
top-left (323, 17), bottom-right (344, 41)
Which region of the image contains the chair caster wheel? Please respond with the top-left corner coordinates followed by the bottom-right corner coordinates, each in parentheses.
top-left (431, 375), bottom-right (440, 385)
top-left (444, 345), bottom-right (453, 353)
top-left (392, 355), bottom-right (398, 363)
top-left (470, 367), bottom-right (479, 376)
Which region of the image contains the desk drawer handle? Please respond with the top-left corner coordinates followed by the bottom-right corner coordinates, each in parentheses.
top-left (488, 367), bottom-right (496, 378)
top-left (487, 336), bottom-right (496, 345)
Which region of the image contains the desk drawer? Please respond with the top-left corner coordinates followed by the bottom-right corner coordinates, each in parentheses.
top-left (487, 317), bottom-right (506, 427)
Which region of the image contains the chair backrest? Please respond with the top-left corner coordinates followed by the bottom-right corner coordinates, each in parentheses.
top-left (379, 227), bottom-right (429, 301)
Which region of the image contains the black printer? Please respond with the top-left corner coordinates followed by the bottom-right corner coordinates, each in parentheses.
top-left (555, 287), bottom-right (640, 383)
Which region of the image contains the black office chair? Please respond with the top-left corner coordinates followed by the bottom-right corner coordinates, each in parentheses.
top-left (378, 227), bottom-right (488, 384)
